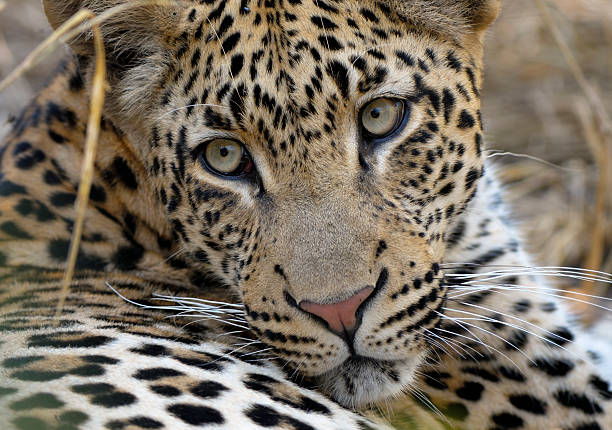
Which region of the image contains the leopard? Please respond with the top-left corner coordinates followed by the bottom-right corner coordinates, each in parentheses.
top-left (1, 0), bottom-right (611, 429)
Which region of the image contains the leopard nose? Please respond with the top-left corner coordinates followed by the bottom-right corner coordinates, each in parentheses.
top-left (299, 286), bottom-right (374, 338)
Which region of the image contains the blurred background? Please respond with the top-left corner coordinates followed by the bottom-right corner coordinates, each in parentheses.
top-left (1, 0), bottom-right (611, 319)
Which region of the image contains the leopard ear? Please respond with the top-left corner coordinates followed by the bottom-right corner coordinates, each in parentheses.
top-left (379, 0), bottom-right (501, 48)
top-left (42, 0), bottom-right (184, 68)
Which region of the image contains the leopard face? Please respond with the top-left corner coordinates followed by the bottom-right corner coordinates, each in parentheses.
top-left (45, 0), bottom-right (499, 407)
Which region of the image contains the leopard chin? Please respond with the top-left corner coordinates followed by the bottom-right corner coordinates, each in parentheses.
top-left (316, 355), bottom-right (424, 408)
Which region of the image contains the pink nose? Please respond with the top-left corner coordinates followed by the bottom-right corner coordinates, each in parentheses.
top-left (299, 287), bottom-right (374, 335)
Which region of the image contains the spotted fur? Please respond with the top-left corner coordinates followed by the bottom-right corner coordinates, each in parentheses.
top-left (1, 0), bottom-right (611, 429)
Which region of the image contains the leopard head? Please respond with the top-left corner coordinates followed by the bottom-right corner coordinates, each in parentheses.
top-left (45, 0), bottom-right (500, 407)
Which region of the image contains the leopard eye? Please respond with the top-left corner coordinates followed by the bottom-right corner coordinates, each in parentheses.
top-left (199, 139), bottom-right (254, 178)
top-left (360, 98), bottom-right (404, 138)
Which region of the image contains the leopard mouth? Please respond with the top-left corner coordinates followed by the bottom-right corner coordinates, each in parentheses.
top-left (315, 355), bottom-right (423, 408)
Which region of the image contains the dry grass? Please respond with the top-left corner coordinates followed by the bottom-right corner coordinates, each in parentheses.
top-left (0, 1), bottom-right (610, 320)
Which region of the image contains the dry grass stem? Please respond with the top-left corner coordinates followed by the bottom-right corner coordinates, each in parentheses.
top-left (53, 15), bottom-right (106, 323)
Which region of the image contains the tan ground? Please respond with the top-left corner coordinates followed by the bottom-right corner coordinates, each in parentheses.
top-left (1, 0), bottom-right (610, 318)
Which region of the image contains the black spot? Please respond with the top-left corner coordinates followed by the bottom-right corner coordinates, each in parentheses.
top-left (531, 358), bottom-right (574, 377)
top-left (27, 332), bottom-right (112, 348)
top-left (455, 381), bottom-right (484, 401)
top-left (446, 51), bottom-right (462, 71)
top-left (319, 35), bottom-right (343, 50)
top-left (310, 16), bottom-right (338, 29)
top-left (442, 89), bottom-right (455, 124)
top-left (50, 192), bottom-right (76, 207)
top-left (12, 417), bottom-right (48, 430)
top-left (509, 394), bottom-right (547, 415)
top-left (48, 129), bottom-right (67, 144)
top-left (438, 182), bottom-right (455, 196)
top-left (109, 417), bottom-right (163, 429)
top-left (69, 72), bottom-right (85, 92)
top-left (16, 150), bottom-right (45, 169)
top-left (506, 330), bottom-right (528, 350)
top-left (134, 368), bottom-right (184, 380)
top-left (70, 364), bottom-right (105, 377)
top-left (10, 392), bottom-right (64, 411)
top-left (173, 355), bottom-right (224, 372)
top-left (89, 184), bottom-right (107, 203)
top-left (130, 344), bottom-right (169, 357)
top-left (222, 32), bottom-right (241, 53)
top-left (544, 327), bottom-right (574, 347)
top-left (465, 168), bottom-right (479, 190)
top-left (108, 157), bottom-right (138, 190)
top-left (43, 170), bottom-right (62, 185)
top-left (499, 366), bottom-right (526, 382)
top-left (82, 355), bottom-right (119, 364)
top-left (3, 356), bottom-right (44, 368)
top-left (513, 300), bottom-right (530, 313)
top-left (458, 110), bottom-right (475, 129)
top-left (190, 380), bottom-right (229, 399)
top-left (168, 404), bottom-right (224, 425)
top-left (59, 410), bottom-right (89, 424)
top-left (491, 412), bottom-right (524, 429)
top-left (0, 221), bottom-right (33, 239)
top-left (230, 53), bottom-right (244, 76)
top-left (113, 245), bottom-right (144, 271)
top-left (245, 404), bottom-right (281, 426)
top-left (554, 390), bottom-right (603, 415)
top-left (150, 385), bottom-right (181, 397)
top-left (0, 387), bottom-right (18, 398)
top-left (325, 60), bottom-right (350, 99)
top-left (0, 181), bottom-right (27, 196)
top-left (396, 51), bottom-right (415, 67)
top-left (45, 102), bottom-right (77, 127)
top-left (14, 199), bottom-right (56, 222)
top-left (71, 385), bottom-right (112, 398)
top-left (589, 375), bottom-right (612, 400)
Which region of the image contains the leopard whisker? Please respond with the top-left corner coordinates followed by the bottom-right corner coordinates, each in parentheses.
top-left (443, 302), bottom-right (595, 366)
top-left (439, 312), bottom-right (535, 366)
top-left (239, 347), bottom-right (275, 357)
top-left (430, 307), bottom-right (494, 355)
top-left (152, 293), bottom-right (245, 309)
top-left (442, 265), bottom-right (612, 284)
top-left (447, 284), bottom-right (612, 314)
top-left (448, 283), bottom-right (612, 302)
top-left (290, 357), bottom-right (308, 380)
top-left (423, 329), bottom-right (468, 360)
top-left (423, 332), bottom-right (459, 359)
top-left (432, 325), bottom-right (508, 366)
top-left (430, 331), bottom-right (486, 362)
top-left (450, 300), bottom-right (580, 347)
top-left (406, 386), bottom-right (447, 423)
top-left (107, 282), bottom-right (250, 329)
top-left (485, 150), bottom-right (579, 172)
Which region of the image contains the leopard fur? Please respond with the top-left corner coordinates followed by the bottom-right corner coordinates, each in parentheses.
top-left (1, 0), bottom-right (611, 429)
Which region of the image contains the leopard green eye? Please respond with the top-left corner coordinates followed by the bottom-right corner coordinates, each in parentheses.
top-left (199, 139), bottom-right (253, 178)
top-left (360, 98), bottom-right (404, 138)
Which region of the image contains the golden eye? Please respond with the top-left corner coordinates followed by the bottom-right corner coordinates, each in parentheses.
top-left (200, 139), bottom-right (253, 177)
top-left (360, 98), bottom-right (404, 137)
